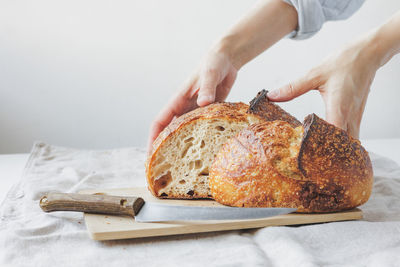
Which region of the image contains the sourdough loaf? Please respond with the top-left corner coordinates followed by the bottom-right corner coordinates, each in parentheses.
top-left (209, 92), bottom-right (373, 212)
top-left (147, 89), bottom-right (374, 212)
top-left (146, 90), bottom-right (297, 199)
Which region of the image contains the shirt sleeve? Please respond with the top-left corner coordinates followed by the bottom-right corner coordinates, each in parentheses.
top-left (284, 0), bottom-right (365, 40)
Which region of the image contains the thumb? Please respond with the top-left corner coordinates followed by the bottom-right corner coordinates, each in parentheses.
top-left (325, 109), bottom-right (347, 132)
top-left (267, 75), bottom-right (317, 102)
top-left (197, 71), bottom-right (219, 106)
top-left (324, 99), bottom-right (348, 132)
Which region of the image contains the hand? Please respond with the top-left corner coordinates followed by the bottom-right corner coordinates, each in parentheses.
top-left (147, 0), bottom-right (298, 153)
top-left (267, 36), bottom-right (380, 139)
top-left (268, 9), bottom-right (400, 139)
top-left (147, 47), bottom-right (238, 152)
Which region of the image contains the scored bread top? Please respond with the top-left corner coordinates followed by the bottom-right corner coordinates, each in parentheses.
top-left (248, 89), bottom-right (301, 127)
top-left (297, 114), bottom-right (373, 209)
top-left (299, 114), bottom-right (372, 184)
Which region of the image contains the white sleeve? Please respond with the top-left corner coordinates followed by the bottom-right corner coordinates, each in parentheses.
top-left (284, 0), bottom-right (365, 40)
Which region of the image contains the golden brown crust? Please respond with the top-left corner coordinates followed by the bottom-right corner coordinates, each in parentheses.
top-left (248, 89), bottom-right (301, 127)
top-left (146, 102), bottom-right (254, 198)
top-left (209, 115), bottom-right (373, 213)
top-left (297, 114), bottom-right (373, 211)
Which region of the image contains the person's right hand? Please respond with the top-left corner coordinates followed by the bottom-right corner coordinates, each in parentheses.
top-left (147, 47), bottom-right (238, 152)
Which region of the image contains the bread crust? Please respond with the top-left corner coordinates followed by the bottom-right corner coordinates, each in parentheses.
top-left (209, 115), bottom-right (373, 213)
top-left (248, 89), bottom-right (301, 127)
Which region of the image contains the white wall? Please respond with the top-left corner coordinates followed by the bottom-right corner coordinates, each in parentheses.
top-left (1, 0), bottom-right (399, 153)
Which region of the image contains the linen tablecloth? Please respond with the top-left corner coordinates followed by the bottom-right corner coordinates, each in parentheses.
top-left (1, 142), bottom-right (400, 267)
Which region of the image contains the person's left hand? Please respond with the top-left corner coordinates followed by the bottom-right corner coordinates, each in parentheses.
top-left (267, 35), bottom-right (380, 138)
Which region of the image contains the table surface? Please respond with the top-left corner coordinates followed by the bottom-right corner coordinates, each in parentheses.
top-left (1, 139), bottom-right (399, 203)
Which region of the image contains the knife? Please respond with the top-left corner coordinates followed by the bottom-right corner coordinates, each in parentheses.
top-left (39, 193), bottom-right (296, 222)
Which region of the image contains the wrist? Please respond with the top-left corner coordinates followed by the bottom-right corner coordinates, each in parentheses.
top-left (357, 31), bottom-right (383, 72)
top-left (364, 16), bottom-right (400, 69)
top-left (211, 0), bottom-right (298, 71)
top-left (213, 35), bottom-right (246, 70)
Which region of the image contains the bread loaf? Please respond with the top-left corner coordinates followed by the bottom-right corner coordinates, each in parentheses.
top-left (147, 89), bottom-right (373, 212)
top-left (209, 92), bottom-right (374, 212)
top-left (146, 89), bottom-right (299, 199)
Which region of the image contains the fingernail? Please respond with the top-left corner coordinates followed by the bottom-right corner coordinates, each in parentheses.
top-left (267, 90), bottom-right (280, 98)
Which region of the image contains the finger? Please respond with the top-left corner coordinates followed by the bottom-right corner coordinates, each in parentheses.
top-left (347, 121), bottom-right (360, 139)
top-left (197, 70), bottom-right (219, 106)
top-left (268, 71), bottom-right (321, 102)
top-left (147, 75), bottom-right (201, 152)
top-left (215, 70), bottom-right (237, 102)
top-left (147, 107), bottom-right (176, 154)
top-left (346, 92), bottom-right (369, 139)
top-left (147, 96), bottom-right (187, 153)
top-left (147, 122), bottom-right (162, 154)
top-left (324, 96), bottom-right (348, 131)
top-left (327, 112), bottom-right (347, 130)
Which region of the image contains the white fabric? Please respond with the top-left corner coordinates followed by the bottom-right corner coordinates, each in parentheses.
top-left (1, 142), bottom-right (400, 267)
top-left (284, 0), bottom-right (365, 39)
top-left (0, 154), bottom-right (29, 201)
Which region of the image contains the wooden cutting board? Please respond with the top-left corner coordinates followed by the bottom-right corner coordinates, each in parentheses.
top-left (81, 187), bottom-right (362, 241)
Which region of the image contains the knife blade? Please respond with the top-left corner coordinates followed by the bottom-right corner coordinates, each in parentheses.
top-left (134, 202), bottom-right (296, 222)
top-left (39, 193), bottom-right (296, 222)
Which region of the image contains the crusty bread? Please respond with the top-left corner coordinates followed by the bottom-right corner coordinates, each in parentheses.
top-left (147, 89), bottom-right (373, 212)
top-left (146, 102), bottom-right (265, 198)
top-left (209, 93), bottom-right (374, 212)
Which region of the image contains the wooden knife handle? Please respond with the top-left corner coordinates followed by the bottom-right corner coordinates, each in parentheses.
top-left (39, 193), bottom-right (144, 217)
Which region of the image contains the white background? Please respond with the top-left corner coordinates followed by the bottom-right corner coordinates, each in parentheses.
top-left (1, 0), bottom-right (399, 153)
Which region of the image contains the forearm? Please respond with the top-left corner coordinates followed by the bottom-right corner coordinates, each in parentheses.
top-left (366, 10), bottom-right (400, 69)
top-left (214, 0), bottom-right (298, 69)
